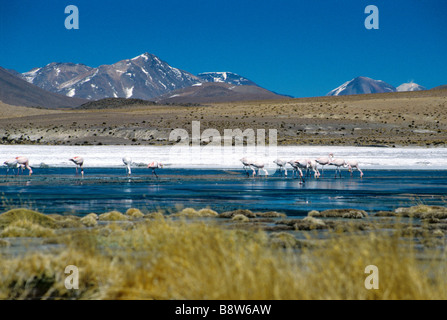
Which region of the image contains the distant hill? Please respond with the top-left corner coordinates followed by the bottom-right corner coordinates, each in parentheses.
top-left (0, 67), bottom-right (86, 108)
top-left (78, 98), bottom-right (156, 109)
top-left (327, 76), bottom-right (396, 96)
top-left (155, 82), bottom-right (288, 104)
top-left (431, 85), bottom-right (447, 90)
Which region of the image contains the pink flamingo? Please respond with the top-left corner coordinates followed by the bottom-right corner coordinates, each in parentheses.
top-left (287, 159), bottom-right (306, 183)
top-left (148, 161), bottom-right (163, 178)
top-left (15, 156), bottom-right (33, 176)
top-left (250, 161), bottom-right (269, 177)
top-left (346, 160), bottom-right (364, 178)
top-left (273, 159), bottom-right (288, 177)
top-left (240, 157), bottom-right (253, 177)
top-left (123, 157), bottom-right (132, 176)
top-left (306, 159), bottom-right (321, 179)
top-left (69, 156), bottom-right (84, 177)
top-left (329, 157), bottom-right (347, 178)
top-left (4, 158), bottom-right (18, 176)
top-left (315, 153), bottom-right (334, 176)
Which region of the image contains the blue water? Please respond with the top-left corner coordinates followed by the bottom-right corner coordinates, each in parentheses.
top-left (0, 168), bottom-right (446, 216)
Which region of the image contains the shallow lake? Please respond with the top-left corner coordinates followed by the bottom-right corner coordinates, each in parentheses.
top-left (0, 168), bottom-right (446, 216)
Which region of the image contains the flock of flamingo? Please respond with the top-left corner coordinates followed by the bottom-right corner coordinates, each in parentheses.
top-left (2, 156), bottom-right (164, 178)
top-left (2, 153), bottom-right (362, 181)
top-left (242, 153), bottom-right (363, 182)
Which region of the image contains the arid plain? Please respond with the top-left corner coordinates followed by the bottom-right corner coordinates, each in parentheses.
top-left (0, 89), bottom-right (446, 147)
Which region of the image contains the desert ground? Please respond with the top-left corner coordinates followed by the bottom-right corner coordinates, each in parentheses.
top-left (0, 89), bottom-right (446, 147)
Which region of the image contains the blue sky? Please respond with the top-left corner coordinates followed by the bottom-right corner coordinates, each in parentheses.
top-left (1, 0), bottom-right (446, 97)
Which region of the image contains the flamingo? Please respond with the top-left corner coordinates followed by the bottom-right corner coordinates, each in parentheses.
top-left (346, 160), bottom-right (364, 178)
top-left (4, 158), bottom-right (18, 176)
top-left (147, 161), bottom-right (163, 178)
top-left (315, 153), bottom-right (334, 176)
top-left (69, 156), bottom-right (84, 177)
top-left (273, 159), bottom-right (288, 177)
top-left (15, 156), bottom-right (33, 176)
top-left (329, 157), bottom-right (347, 178)
top-left (240, 157), bottom-right (253, 177)
top-left (122, 157), bottom-right (132, 176)
top-left (287, 159), bottom-right (306, 183)
top-left (250, 161), bottom-right (269, 177)
top-left (306, 159), bottom-right (321, 179)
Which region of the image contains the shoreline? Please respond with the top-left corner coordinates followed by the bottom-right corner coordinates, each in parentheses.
top-left (1, 145), bottom-right (446, 170)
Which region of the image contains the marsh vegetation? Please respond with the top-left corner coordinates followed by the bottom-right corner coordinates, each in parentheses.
top-left (1, 205), bottom-right (447, 299)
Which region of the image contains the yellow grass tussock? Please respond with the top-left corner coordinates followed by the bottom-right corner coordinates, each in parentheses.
top-left (0, 209), bottom-right (57, 229)
top-left (172, 207), bottom-right (218, 218)
top-left (231, 214), bottom-right (250, 222)
top-left (125, 208), bottom-right (145, 219)
top-left (80, 214), bottom-right (99, 227)
top-left (0, 219), bottom-right (56, 238)
top-left (98, 211), bottom-right (128, 222)
top-left (308, 209), bottom-right (368, 219)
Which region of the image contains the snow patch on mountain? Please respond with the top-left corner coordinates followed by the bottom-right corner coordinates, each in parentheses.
top-left (396, 82), bottom-right (426, 92)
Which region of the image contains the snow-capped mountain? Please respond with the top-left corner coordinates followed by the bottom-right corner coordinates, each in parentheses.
top-left (197, 72), bottom-right (258, 86)
top-left (21, 53), bottom-right (201, 100)
top-left (396, 82), bottom-right (426, 92)
top-left (22, 62), bottom-right (93, 93)
top-left (327, 76), bottom-right (396, 96)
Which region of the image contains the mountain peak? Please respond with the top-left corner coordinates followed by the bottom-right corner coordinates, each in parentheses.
top-left (396, 82), bottom-right (426, 92)
top-left (327, 76), bottom-right (396, 96)
top-left (130, 52), bottom-right (153, 61)
top-left (197, 72), bottom-right (258, 86)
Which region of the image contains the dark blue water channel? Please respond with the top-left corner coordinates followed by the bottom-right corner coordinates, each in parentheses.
top-left (0, 168), bottom-right (446, 216)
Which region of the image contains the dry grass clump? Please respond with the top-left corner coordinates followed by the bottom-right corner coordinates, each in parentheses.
top-left (80, 214), bottom-right (98, 227)
top-left (255, 211), bottom-right (287, 218)
top-left (308, 209), bottom-right (368, 219)
top-left (144, 211), bottom-right (165, 220)
top-left (0, 209), bottom-right (57, 229)
top-left (125, 208), bottom-right (144, 219)
top-left (302, 216), bottom-right (326, 229)
top-left (268, 232), bottom-right (312, 249)
top-left (98, 211), bottom-right (128, 221)
top-left (395, 205), bottom-right (447, 219)
top-left (0, 248), bottom-right (119, 299)
top-left (219, 209), bottom-right (256, 218)
top-left (297, 230), bottom-right (447, 300)
top-left (220, 209), bottom-right (283, 218)
top-left (231, 214), bottom-right (250, 222)
top-left (0, 220), bottom-right (56, 238)
top-left (276, 218), bottom-right (372, 232)
top-left (172, 207), bottom-right (218, 218)
top-left (54, 216), bottom-right (83, 229)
